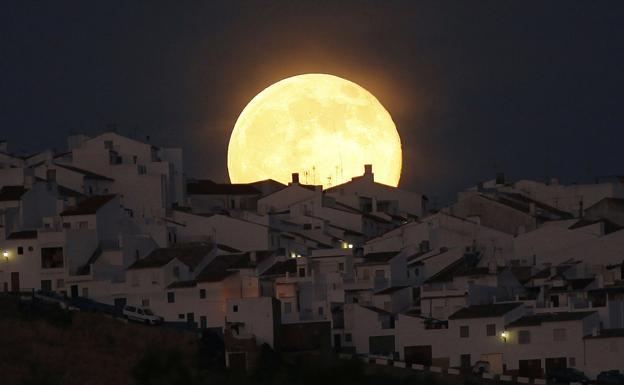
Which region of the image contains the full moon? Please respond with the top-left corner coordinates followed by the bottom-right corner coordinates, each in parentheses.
top-left (227, 74), bottom-right (402, 189)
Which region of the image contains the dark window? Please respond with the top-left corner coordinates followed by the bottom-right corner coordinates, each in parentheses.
top-left (28, 246), bottom-right (33, 252)
top-left (298, 268), bottom-right (305, 277)
top-left (460, 325), bottom-right (469, 338)
top-left (167, 292), bottom-right (175, 303)
top-left (486, 324), bottom-right (496, 336)
top-left (178, 314), bottom-right (185, 319)
top-left (460, 354), bottom-right (471, 368)
top-left (200, 289), bottom-right (206, 299)
top-left (233, 304), bottom-right (238, 312)
top-left (519, 330), bottom-right (531, 344)
top-left (200, 316), bottom-right (207, 329)
top-left (17, 247), bottom-right (23, 255)
top-left (41, 280), bottom-right (52, 292)
top-left (62, 222), bottom-right (71, 229)
top-left (41, 247), bottom-right (64, 268)
top-left (318, 307), bottom-right (324, 316)
top-left (338, 263), bottom-right (344, 271)
top-left (303, 224), bottom-right (311, 230)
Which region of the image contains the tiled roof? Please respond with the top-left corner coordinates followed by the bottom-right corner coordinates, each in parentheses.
top-left (128, 243), bottom-right (213, 270)
top-left (0, 185), bottom-right (27, 201)
top-left (7, 230), bottom-right (38, 240)
top-left (375, 285), bottom-right (409, 295)
top-left (448, 302), bottom-right (523, 320)
top-left (261, 258), bottom-right (297, 276)
top-left (361, 305), bottom-right (393, 316)
top-left (196, 269), bottom-right (237, 283)
top-left (55, 164), bottom-right (113, 181)
top-left (357, 251), bottom-right (400, 266)
top-left (187, 180), bottom-right (260, 195)
top-left (60, 195), bottom-right (116, 216)
top-left (507, 311), bottom-right (596, 327)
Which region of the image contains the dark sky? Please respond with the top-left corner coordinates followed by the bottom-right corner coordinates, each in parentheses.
top-left (2, 1), bottom-right (623, 203)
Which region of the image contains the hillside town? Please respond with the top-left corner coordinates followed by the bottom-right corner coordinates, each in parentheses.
top-left (1, 132), bottom-right (624, 381)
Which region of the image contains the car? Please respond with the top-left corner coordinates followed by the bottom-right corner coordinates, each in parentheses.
top-left (597, 370), bottom-right (624, 385)
top-left (472, 360), bottom-right (490, 376)
top-left (122, 305), bottom-right (164, 325)
top-left (546, 368), bottom-right (590, 385)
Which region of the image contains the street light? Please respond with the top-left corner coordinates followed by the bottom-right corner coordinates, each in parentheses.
top-left (2, 251), bottom-right (8, 262)
top-left (500, 331), bottom-right (508, 343)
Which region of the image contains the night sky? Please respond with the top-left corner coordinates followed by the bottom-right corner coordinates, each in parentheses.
top-left (2, 1), bottom-right (623, 203)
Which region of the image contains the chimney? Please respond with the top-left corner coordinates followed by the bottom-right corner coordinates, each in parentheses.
top-left (291, 173), bottom-right (299, 184)
top-left (364, 164), bottom-right (373, 175)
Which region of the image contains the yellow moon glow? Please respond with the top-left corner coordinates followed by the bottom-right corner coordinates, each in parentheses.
top-left (227, 74), bottom-right (402, 189)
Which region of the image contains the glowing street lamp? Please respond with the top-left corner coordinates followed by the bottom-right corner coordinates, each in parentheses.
top-left (500, 331), bottom-right (508, 343)
top-left (2, 251), bottom-right (8, 262)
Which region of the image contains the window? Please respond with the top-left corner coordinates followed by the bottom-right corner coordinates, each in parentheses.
top-left (41, 280), bottom-right (52, 292)
top-left (199, 289), bottom-right (206, 299)
top-left (460, 325), bottom-right (470, 338)
top-left (82, 287), bottom-right (89, 297)
top-left (298, 268), bottom-right (306, 277)
top-left (338, 263), bottom-right (344, 271)
top-left (142, 299), bottom-right (150, 307)
top-left (553, 328), bottom-right (567, 342)
top-left (233, 304), bottom-right (238, 312)
top-left (41, 247), bottom-right (64, 268)
top-left (284, 302), bottom-right (292, 314)
top-left (178, 314), bottom-right (185, 319)
top-left (78, 221), bottom-right (88, 229)
top-left (345, 333), bottom-right (352, 342)
top-left (17, 247), bottom-right (23, 255)
top-left (138, 165), bottom-right (147, 175)
top-left (569, 357), bottom-right (576, 367)
top-left (518, 330), bottom-right (531, 344)
top-left (63, 222), bottom-right (71, 229)
top-left (167, 292), bottom-right (175, 303)
top-left (486, 324), bottom-right (496, 337)
top-left (200, 316), bottom-right (207, 329)
top-left (28, 246), bottom-right (33, 252)
top-left (303, 223), bottom-right (311, 230)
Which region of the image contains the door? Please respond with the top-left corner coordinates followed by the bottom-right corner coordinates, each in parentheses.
top-left (200, 316), bottom-right (207, 329)
top-left (481, 353), bottom-right (504, 374)
top-left (545, 357), bottom-right (567, 374)
top-left (11, 272), bottom-right (19, 292)
top-left (334, 334), bottom-right (342, 352)
top-left (187, 312), bottom-right (195, 326)
top-left (70, 285), bottom-right (78, 298)
top-left (461, 354), bottom-right (472, 369)
top-left (519, 359), bottom-right (542, 378)
top-left (404, 345), bottom-right (432, 366)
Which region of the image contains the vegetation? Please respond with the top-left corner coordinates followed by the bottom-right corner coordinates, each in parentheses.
top-left (0, 295), bottom-right (451, 385)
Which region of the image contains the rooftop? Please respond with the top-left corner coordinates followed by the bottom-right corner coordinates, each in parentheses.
top-left (448, 302), bottom-right (523, 320)
top-left (507, 311), bottom-right (597, 327)
top-left (55, 163), bottom-right (114, 181)
top-left (60, 195), bottom-right (117, 216)
top-left (187, 179), bottom-right (260, 195)
top-left (128, 243), bottom-right (213, 270)
top-left (6, 230), bottom-right (38, 240)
